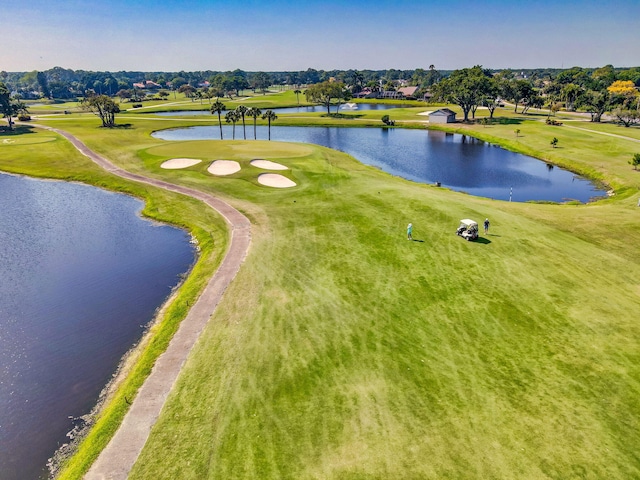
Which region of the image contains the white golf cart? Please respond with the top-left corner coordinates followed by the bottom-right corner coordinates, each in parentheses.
top-left (456, 219), bottom-right (479, 241)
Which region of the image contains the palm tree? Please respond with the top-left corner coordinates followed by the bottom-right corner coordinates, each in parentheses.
top-left (225, 110), bottom-right (238, 140)
top-left (210, 99), bottom-right (226, 139)
top-left (262, 109), bottom-right (277, 140)
top-left (235, 105), bottom-right (248, 140)
top-left (246, 107), bottom-right (262, 140)
top-left (293, 89), bottom-right (302, 105)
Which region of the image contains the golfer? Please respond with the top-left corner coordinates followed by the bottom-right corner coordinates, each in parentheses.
top-left (407, 223), bottom-right (413, 240)
top-left (484, 218), bottom-right (490, 234)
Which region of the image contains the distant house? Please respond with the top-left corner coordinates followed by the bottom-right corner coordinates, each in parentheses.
top-left (133, 80), bottom-right (162, 90)
top-left (397, 86), bottom-right (418, 99)
top-left (354, 87), bottom-right (377, 99)
top-left (428, 108), bottom-right (456, 124)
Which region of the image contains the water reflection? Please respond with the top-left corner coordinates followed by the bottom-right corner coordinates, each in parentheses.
top-left (0, 174), bottom-right (195, 480)
top-left (151, 103), bottom-right (410, 116)
top-left (152, 125), bottom-right (606, 203)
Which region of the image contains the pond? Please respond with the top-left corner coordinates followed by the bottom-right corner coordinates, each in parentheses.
top-left (152, 125), bottom-right (607, 203)
top-left (151, 103), bottom-right (411, 116)
top-left (0, 174), bottom-right (195, 480)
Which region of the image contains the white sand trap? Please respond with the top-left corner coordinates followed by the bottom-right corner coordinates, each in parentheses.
top-left (250, 159), bottom-right (288, 170)
top-left (417, 111), bottom-right (434, 116)
top-left (258, 173), bottom-right (296, 188)
top-left (161, 158), bottom-right (202, 169)
top-left (208, 160), bottom-right (241, 176)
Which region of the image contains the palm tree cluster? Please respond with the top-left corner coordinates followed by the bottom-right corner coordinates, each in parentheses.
top-left (211, 101), bottom-right (277, 140)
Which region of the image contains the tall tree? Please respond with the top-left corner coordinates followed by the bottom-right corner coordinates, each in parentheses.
top-left (576, 90), bottom-right (610, 122)
top-left (210, 99), bottom-right (226, 139)
top-left (432, 66), bottom-right (491, 121)
top-left (80, 93), bottom-right (120, 127)
top-left (262, 110), bottom-right (277, 140)
top-left (250, 72), bottom-right (271, 93)
top-left (305, 81), bottom-right (348, 115)
top-left (225, 110), bottom-right (238, 140)
top-left (246, 107), bottom-right (262, 140)
top-left (36, 71), bottom-right (50, 99)
top-left (0, 82), bottom-right (28, 130)
top-left (479, 76), bottom-right (501, 119)
top-left (293, 89), bottom-right (302, 105)
top-left (509, 79), bottom-right (536, 113)
top-left (561, 83), bottom-right (583, 111)
top-left (236, 105), bottom-right (248, 140)
top-left (116, 89), bottom-right (132, 103)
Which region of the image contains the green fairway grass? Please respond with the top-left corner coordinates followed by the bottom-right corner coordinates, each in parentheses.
top-left (4, 106), bottom-right (640, 479)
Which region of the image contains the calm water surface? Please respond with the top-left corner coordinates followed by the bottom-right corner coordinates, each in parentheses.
top-left (152, 125), bottom-right (606, 202)
top-left (152, 103), bottom-right (409, 116)
top-left (0, 174), bottom-right (195, 480)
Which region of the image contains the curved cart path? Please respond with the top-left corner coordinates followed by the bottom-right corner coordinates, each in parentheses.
top-left (32, 125), bottom-right (251, 479)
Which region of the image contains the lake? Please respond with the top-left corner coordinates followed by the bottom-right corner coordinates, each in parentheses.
top-left (0, 174), bottom-right (195, 480)
top-left (151, 103), bottom-right (410, 116)
top-left (152, 125), bottom-right (607, 203)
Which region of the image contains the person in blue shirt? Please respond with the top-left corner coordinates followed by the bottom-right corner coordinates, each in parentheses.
top-left (407, 223), bottom-right (413, 240)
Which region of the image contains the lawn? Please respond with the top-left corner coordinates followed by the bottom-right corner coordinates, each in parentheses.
top-left (4, 105), bottom-right (640, 479)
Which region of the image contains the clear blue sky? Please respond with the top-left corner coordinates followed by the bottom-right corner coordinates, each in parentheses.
top-left (1, 0), bottom-right (638, 72)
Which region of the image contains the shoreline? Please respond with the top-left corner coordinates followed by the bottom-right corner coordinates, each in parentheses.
top-left (46, 247), bottom-right (198, 478)
top-left (19, 124), bottom-right (252, 479)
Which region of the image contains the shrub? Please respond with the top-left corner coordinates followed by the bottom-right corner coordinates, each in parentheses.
top-left (18, 114), bottom-right (31, 121)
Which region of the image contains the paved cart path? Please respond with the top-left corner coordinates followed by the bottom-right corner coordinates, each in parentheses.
top-left (31, 124), bottom-right (251, 480)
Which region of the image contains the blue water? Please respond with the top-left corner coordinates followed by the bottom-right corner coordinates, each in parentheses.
top-left (0, 174), bottom-right (195, 480)
top-left (151, 103), bottom-right (409, 116)
top-left (152, 125), bottom-right (606, 203)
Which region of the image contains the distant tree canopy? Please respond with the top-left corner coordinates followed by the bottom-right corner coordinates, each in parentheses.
top-left (1, 64), bottom-right (638, 126)
top-left (608, 80), bottom-right (637, 95)
top-left (249, 72), bottom-right (271, 93)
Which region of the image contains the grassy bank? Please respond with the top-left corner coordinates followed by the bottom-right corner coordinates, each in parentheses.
top-left (4, 105), bottom-right (640, 479)
top-left (0, 125), bottom-right (229, 479)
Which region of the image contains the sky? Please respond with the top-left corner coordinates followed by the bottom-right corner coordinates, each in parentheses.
top-left (1, 0), bottom-right (638, 73)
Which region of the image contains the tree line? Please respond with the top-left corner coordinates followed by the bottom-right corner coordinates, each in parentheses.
top-left (431, 65), bottom-right (640, 126)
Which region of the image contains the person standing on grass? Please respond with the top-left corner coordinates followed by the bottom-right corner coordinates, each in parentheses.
top-left (407, 223), bottom-right (413, 240)
top-left (484, 218), bottom-right (490, 234)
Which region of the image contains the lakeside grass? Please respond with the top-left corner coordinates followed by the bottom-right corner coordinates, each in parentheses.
top-left (4, 105), bottom-right (640, 479)
top-left (0, 125), bottom-right (229, 478)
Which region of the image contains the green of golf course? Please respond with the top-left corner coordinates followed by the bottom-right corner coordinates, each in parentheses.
top-left (3, 93), bottom-right (640, 479)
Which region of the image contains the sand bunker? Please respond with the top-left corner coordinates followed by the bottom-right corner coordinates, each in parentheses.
top-left (207, 160), bottom-right (241, 176)
top-left (250, 159), bottom-right (288, 170)
top-left (160, 158), bottom-right (202, 169)
top-left (257, 173), bottom-right (296, 188)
